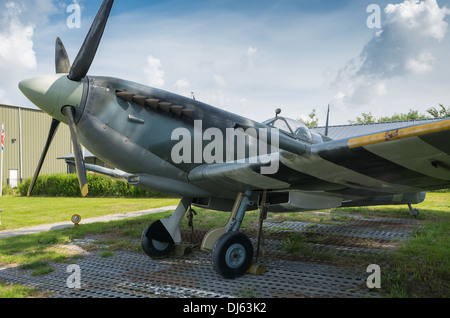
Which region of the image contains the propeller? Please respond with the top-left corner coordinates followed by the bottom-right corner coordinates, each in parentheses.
top-left (62, 106), bottom-right (88, 197)
top-left (55, 37), bottom-right (71, 74)
top-left (69, 0), bottom-right (114, 81)
top-left (27, 119), bottom-right (60, 197)
top-left (27, 0), bottom-right (114, 197)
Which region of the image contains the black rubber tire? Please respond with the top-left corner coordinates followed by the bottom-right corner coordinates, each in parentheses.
top-left (141, 222), bottom-right (174, 259)
top-left (212, 231), bottom-right (254, 279)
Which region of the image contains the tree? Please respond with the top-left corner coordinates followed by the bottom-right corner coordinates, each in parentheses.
top-left (348, 112), bottom-right (377, 124)
top-left (299, 109), bottom-right (319, 128)
top-left (378, 109), bottom-right (429, 122)
top-left (349, 109), bottom-right (431, 124)
top-left (426, 104), bottom-right (450, 118)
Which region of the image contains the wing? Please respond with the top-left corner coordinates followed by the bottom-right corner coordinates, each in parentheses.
top-left (312, 118), bottom-right (444, 140)
top-left (188, 118), bottom-right (450, 211)
top-left (315, 118), bottom-right (450, 192)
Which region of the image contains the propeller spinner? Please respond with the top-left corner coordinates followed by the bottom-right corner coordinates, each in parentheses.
top-left (19, 0), bottom-right (114, 197)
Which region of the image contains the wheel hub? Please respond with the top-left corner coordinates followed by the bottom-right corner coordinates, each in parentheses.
top-left (225, 243), bottom-right (246, 269)
top-left (152, 239), bottom-right (170, 251)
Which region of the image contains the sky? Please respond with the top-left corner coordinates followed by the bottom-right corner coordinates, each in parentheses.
top-left (1, 0), bottom-right (450, 126)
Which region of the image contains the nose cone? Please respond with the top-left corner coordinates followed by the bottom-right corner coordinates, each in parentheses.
top-left (19, 74), bottom-right (85, 122)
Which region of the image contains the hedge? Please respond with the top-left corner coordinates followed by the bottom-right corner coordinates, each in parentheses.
top-left (15, 174), bottom-right (450, 197)
top-left (18, 174), bottom-right (169, 198)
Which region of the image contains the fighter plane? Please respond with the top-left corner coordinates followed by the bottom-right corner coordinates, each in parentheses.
top-left (19, 0), bottom-right (450, 279)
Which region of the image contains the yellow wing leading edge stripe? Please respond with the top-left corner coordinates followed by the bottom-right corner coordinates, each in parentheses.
top-left (348, 119), bottom-right (450, 149)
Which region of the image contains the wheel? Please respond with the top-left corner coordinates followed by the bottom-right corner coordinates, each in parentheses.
top-left (141, 222), bottom-right (175, 259)
top-left (410, 208), bottom-right (419, 217)
top-left (212, 231), bottom-right (254, 279)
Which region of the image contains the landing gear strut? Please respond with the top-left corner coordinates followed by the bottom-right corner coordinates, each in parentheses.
top-left (408, 204), bottom-right (419, 217)
top-left (141, 197), bottom-right (192, 259)
top-left (142, 191), bottom-right (265, 279)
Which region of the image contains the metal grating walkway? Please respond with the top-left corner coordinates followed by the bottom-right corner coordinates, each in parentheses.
top-left (0, 215), bottom-right (418, 298)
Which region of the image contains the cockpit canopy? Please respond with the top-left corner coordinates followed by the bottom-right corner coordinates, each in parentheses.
top-left (263, 116), bottom-right (323, 144)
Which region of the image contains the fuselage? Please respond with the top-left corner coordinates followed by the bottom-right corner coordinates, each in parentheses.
top-left (20, 74), bottom-right (291, 198)
top-left (20, 74), bottom-right (439, 212)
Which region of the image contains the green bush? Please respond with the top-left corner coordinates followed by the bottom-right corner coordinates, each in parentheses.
top-left (18, 174), bottom-right (169, 198)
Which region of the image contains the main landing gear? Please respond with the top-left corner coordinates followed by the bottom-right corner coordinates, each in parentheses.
top-left (200, 190), bottom-right (259, 279)
top-left (141, 197), bottom-right (193, 259)
top-left (141, 191), bottom-right (267, 279)
top-left (408, 204), bottom-right (419, 217)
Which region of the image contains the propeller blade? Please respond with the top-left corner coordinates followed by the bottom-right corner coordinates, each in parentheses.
top-left (55, 37), bottom-right (71, 74)
top-left (62, 106), bottom-right (88, 197)
top-left (68, 0), bottom-right (114, 81)
top-left (28, 119), bottom-right (60, 197)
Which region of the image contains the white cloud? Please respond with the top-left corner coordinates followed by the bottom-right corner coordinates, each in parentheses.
top-left (0, 88), bottom-right (10, 105)
top-left (331, 0), bottom-right (450, 110)
top-left (385, 0), bottom-right (449, 41)
top-left (0, 0), bottom-right (57, 105)
top-left (0, 10), bottom-right (37, 70)
top-left (405, 51), bottom-right (436, 74)
top-left (242, 46), bottom-right (258, 69)
top-left (213, 74), bottom-right (227, 88)
top-left (143, 55), bottom-right (165, 88)
top-left (173, 78), bottom-right (191, 95)
top-left (206, 89), bottom-right (232, 110)
top-left (246, 46), bottom-right (258, 59)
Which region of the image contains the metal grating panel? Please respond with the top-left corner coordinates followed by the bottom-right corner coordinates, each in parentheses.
top-left (0, 214), bottom-right (419, 298)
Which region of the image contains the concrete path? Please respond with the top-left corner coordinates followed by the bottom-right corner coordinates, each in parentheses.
top-left (0, 206), bottom-right (177, 240)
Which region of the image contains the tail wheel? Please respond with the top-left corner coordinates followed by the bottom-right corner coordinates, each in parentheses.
top-left (212, 231), bottom-right (254, 279)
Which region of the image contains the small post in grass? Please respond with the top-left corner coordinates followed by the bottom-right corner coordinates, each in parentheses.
top-left (71, 214), bottom-right (81, 228)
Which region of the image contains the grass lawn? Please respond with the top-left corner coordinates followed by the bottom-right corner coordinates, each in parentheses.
top-left (0, 282), bottom-right (50, 298)
top-left (0, 197), bottom-right (180, 230)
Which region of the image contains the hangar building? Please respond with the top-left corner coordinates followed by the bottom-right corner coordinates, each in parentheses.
top-left (0, 104), bottom-right (72, 188)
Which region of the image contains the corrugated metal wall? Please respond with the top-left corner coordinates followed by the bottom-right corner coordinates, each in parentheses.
top-left (0, 104), bottom-right (71, 186)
